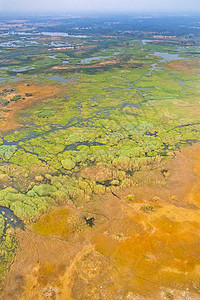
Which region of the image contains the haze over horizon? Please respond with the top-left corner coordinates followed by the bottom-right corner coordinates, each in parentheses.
top-left (0, 0), bottom-right (199, 14)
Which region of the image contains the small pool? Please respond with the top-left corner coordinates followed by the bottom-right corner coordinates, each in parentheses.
top-left (153, 52), bottom-right (184, 62)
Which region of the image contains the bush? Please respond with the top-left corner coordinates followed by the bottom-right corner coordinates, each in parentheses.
top-left (10, 95), bottom-right (21, 102)
top-left (25, 93), bottom-right (33, 97)
top-left (0, 99), bottom-right (10, 106)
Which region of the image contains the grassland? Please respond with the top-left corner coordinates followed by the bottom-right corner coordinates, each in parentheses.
top-left (0, 15), bottom-right (200, 299)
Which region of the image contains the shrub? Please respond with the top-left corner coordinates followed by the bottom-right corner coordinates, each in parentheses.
top-left (10, 95), bottom-right (21, 102)
top-left (25, 93), bottom-right (33, 97)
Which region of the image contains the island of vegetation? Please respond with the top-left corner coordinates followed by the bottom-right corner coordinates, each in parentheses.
top-left (0, 13), bottom-right (199, 300)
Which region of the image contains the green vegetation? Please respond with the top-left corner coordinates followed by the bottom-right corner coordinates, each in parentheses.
top-left (0, 232), bottom-right (17, 288)
top-left (0, 99), bottom-right (9, 106)
top-left (10, 95), bottom-right (21, 102)
top-left (1, 42), bottom-right (199, 220)
top-left (0, 145), bottom-right (17, 161)
top-left (25, 93), bottom-right (33, 97)
top-left (166, 291), bottom-right (173, 298)
top-left (141, 205), bottom-right (154, 213)
top-left (0, 15), bottom-right (199, 289)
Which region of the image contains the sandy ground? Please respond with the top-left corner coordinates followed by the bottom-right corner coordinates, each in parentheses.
top-left (168, 59), bottom-right (200, 71)
top-left (0, 83), bottom-right (61, 132)
top-left (2, 143), bottom-right (200, 299)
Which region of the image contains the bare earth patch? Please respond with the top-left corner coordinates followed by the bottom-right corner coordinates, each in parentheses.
top-left (2, 143), bottom-right (200, 299)
top-left (0, 84), bottom-right (61, 132)
top-left (168, 59), bottom-right (200, 71)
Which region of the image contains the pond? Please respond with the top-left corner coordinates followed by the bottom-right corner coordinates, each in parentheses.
top-left (41, 32), bottom-right (69, 37)
top-left (50, 41), bottom-right (71, 47)
top-left (11, 66), bottom-right (35, 72)
top-left (0, 206), bottom-right (24, 232)
top-left (45, 76), bottom-right (68, 83)
top-left (178, 80), bottom-right (185, 86)
top-left (81, 56), bottom-right (112, 64)
top-left (48, 55), bottom-right (58, 59)
top-left (153, 52), bottom-right (184, 62)
top-left (0, 40), bottom-right (38, 47)
top-left (0, 76), bottom-right (24, 83)
top-left (41, 32), bottom-right (87, 38)
top-left (45, 76), bottom-right (79, 83)
top-left (142, 40), bottom-right (152, 45)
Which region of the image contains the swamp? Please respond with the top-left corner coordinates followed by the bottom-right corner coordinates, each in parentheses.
top-left (0, 13), bottom-right (199, 299)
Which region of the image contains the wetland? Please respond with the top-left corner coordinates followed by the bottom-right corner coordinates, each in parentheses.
top-left (0, 13), bottom-right (200, 300)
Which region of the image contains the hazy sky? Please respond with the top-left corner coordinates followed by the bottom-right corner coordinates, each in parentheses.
top-left (0, 0), bottom-right (199, 13)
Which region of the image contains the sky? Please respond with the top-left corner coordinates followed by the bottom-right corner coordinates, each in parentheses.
top-left (0, 0), bottom-right (199, 13)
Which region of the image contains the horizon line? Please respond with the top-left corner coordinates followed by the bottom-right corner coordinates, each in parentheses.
top-left (0, 10), bottom-right (199, 15)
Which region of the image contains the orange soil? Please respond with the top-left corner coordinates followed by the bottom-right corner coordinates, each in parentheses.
top-left (3, 144), bottom-right (200, 299)
top-left (37, 37), bottom-right (63, 42)
top-left (0, 83), bottom-right (60, 132)
top-left (51, 45), bottom-right (96, 51)
top-left (168, 59), bottom-right (200, 71)
top-left (0, 59), bottom-right (19, 64)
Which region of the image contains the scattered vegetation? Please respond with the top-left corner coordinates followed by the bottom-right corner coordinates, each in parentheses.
top-left (166, 291), bottom-right (173, 298)
top-left (141, 205), bottom-right (154, 213)
top-left (0, 14), bottom-right (199, 293)
top-left (25, 93), bottom-right (32, 97)
top-left (10, 95), bottom-right (21, 102)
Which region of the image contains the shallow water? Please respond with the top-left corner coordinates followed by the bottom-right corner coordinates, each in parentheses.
top-left (41, 32), bottom-right (69, 37)
top-left (153, 52), bottom-right (184, 62)
top-left (147, 63), bottom-right (162, 76)
top-left (50, 41), bottom-right (71, 47)
top-left (0, 76), bottom-right (24, 83)
top-left (141, 39), bottom-right (152, 45)
top-left (41, 32), bottom-right (88, 38)
top-left (45, 75), bottom-right (79, 83)
top-left (0, 206), bottom-right (24, 232)
top-left (11, 66), bottom-right (35, 72)
top-left (178, 80), bottom-right (185, 86)
top-left (48, 55), bottom-right (57, 59)
top-left (81, 56), bottom-right (112, 64)
top-left (45, 75), bottom-right (68, 83)
top-left (0, 40), bottom-right (38, 48)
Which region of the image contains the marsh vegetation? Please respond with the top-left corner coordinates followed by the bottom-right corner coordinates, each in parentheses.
top-left (0, 14), bottom-right (200, 299)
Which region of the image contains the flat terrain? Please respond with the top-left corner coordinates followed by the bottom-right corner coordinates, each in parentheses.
top-left (3, 144), bottom-right (200, 299)
top-left (0, 84), bottom-right (61, 131)
top-left (0, 14), bottom-right (199, 299)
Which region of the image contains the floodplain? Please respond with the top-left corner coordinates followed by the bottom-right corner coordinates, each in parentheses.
top-left (0, 14), bottom-right (200, 299)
